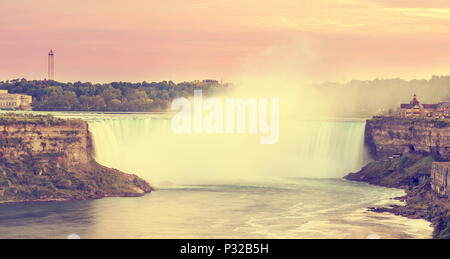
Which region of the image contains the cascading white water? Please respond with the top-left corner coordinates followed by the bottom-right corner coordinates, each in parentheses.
top-left (1, 113), bottom-right (432, 239)
top-left (87, 115), bottom-right (368, 186)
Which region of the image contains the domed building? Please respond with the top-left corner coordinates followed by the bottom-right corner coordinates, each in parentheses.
top-left (400, 94), bottom-right (422, 118)
top-left (400, 94), bottom-right (449, 118)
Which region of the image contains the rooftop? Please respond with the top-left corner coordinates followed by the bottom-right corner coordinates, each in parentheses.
top-left (423, 104), bottom-right (439, 109)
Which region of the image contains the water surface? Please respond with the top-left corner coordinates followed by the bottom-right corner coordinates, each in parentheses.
top-left (0, 112), bottom-right (433, 238)
top-left (0, 178), bottom-right (432, 239)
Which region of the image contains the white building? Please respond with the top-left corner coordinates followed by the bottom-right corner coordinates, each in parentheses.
top-left (0, 90), bottom-right (32, 110)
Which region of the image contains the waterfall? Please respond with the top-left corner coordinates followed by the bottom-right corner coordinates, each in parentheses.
top-left (87, 115), bottom-right (368, 186)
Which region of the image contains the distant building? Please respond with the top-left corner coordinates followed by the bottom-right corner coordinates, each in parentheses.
top-left (202, 79), bottom-right (219, 84)
top-left (435, 102), bottom-right (450, 119)
top-left (400, 94), bottom-right (449, 119)
top-left (0, 90), bottom-right (32, 110)
top-left (400, 94), bottom-right (421, 118)
top-left (422, 104), bottom-right (439, 117)
top-left (48, 49), bottom-right (55, 81)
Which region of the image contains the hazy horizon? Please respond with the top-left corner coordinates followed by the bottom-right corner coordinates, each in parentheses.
top-left (3, 75), bottom-right (450, 85)
top-left (2, 1), bottom-right (450, 82)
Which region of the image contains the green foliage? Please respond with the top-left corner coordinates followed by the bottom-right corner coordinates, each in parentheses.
top-left (0, 113), bottom-right (67, 125)
top-left (370, 116), bottom-right (450, 128)
top-left (399, 156), bottom-right (409, 167)
top-left (345, 153), bottom-right (435, 188)
top-left (434, 213), bottom-right (450, 239)
top-left (315, 76), bottom-right (450, 117)
top-left (0, 79), bottom-right (229, 112)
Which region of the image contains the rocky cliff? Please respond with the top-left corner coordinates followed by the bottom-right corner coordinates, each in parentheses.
top-left (0, 117), bottom-right (92, 167)
top-left (431, 162), bottom-right (450, 198)
top-left (0, 114), bottom-right (152, 203)
top-left (346, 116), bottom-right (450, 238)
top-left (365, 117), bottom-right (449, 160)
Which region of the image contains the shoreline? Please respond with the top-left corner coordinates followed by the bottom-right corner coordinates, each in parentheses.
top-left (347, 180), bottom-right (440, 238)
top-left (345, 154), bottom-right (450, 239)
top-left (0, 191), bottom-right (151, 205)
top-left (0, 198), bottom-right (71, 205)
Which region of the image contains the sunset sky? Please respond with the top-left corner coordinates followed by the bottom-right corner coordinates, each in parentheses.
top-left (1, 0), bottom-right (450, 82)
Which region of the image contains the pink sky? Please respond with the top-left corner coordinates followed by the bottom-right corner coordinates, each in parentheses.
top-left (1, 0), bottom-right (450, 82)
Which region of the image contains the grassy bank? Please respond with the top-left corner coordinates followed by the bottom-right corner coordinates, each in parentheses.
top-left (0, 113), bottom-right (68, 126)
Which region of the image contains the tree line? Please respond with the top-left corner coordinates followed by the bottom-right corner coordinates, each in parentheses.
top-left (0, 79), bottom-right (228, 112)
top-left (314, 76), bottom-right (450, 117)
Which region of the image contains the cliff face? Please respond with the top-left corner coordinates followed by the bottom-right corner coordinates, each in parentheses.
top-left (346, 116), bottom-right (450, 239)
top-left (365, 117), bottom-right (449, 160)
top-left (431, 162), bottom-right (450, 198)
top-left (0, 115), bottom-right (152, 203)
top-left (0, 119), bottom-right (91, 168)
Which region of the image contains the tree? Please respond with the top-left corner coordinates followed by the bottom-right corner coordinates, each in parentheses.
top-left (0, 79), bottom-right (229, 112)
